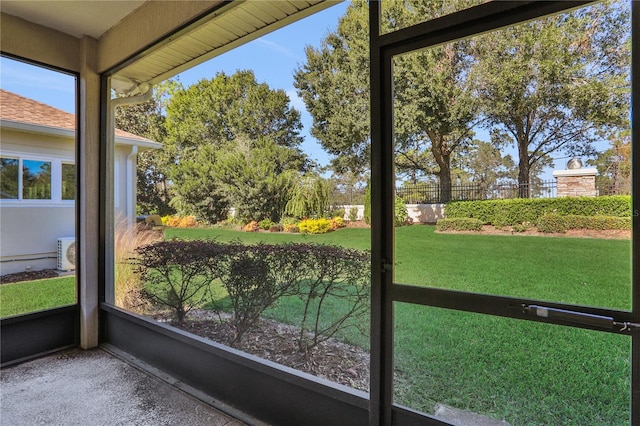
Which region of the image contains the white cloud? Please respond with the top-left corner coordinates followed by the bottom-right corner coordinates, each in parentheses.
top-left (255, 38), bottom-right (300, 61)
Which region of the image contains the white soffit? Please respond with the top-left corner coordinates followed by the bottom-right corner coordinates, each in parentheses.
top-left (113, 0), bottom-right (341, 86)
top-left (0, 1), bottom-right (146, 39)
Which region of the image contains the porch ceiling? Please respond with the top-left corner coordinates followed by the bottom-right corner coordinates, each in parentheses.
top-left (113, 0), bottom-right (340, 88)
top-left (1, 1), bottom-right (340, 91)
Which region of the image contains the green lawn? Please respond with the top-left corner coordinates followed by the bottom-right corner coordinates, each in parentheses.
top-left (2, 226), bottom-right (630, 424)
top-left (0, 276), bottom-right (76, 317)
top-left (167, 225), bottom-right (632, 425)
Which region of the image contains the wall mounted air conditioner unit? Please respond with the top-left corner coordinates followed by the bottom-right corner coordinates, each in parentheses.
top-left (57, 237), bottom-right (76, 271)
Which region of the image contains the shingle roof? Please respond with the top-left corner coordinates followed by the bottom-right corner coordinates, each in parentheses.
top-left (0, 89), bottom-right (151, 142)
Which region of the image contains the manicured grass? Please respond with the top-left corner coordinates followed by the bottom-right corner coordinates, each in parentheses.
top-left (167, 225), bottom-right (632, 425)
top-left (0, 276), bottom-right (76, 317)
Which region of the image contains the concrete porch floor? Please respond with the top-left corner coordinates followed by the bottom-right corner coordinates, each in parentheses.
top-left (0, 348), bottom-right (250, 426)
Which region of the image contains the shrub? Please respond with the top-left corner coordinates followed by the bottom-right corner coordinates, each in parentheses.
top-left (292, 244), bottom-right (370, 352)
top-left (269, 224), bottom-right (283, 232)
top-left (284, 176), bottom-right (330, 219)
top-left (164, 215), bottom-right (197, 228)
top-left (327, 207), bottom-right (345, 219)
top-left (436, 218), bottom-right (483, 232)
top-left (135, 240), bottom-right (232, 324)
top-left (446, 196), bottom-right (631, 226)
top-left (284, 223), bottom-right (299, 233)
top-left (298, 218), bottom-right (332, 234)
top-left (220, 243), bottom-right (308, 343)
top-left (281, 216), bottom-right (298, 226)
top-left (364, 185), bottom-right (411, 227)
top-left (329, 216), bottom-right (345, 230)
top-left (243, 221), bottom-right (260, 232)
top-left (349, 206), bottom-right (358, 221)
top-left (259, 219), bottom-right (275, 230)
top-left (178, 215), bottom-right (197, 228)
top-left (512, 222), bottom-right (533, 233)
top-left (395, 196), bottom-right (409, 226)
top-left (114, 217), bottom-right (163, 312)
top-left (536, 214), bottom-right (567, 233)
top-left (563, 215), bottom-right (631, 230)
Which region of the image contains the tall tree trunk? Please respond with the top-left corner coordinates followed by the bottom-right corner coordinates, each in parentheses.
top-left (517, 138), bottom-right (530, 198)
top-left (432, 139), bottom-right (452, 203)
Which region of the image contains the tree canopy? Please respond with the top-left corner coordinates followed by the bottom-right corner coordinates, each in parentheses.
top-left (295, 0), bottom-right (630, 200)
top-left (164, 71), bottom-right (306, 223)
top-left (471, 1), bottom-right (630, 195)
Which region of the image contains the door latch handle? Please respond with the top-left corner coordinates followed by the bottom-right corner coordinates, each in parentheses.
top-left (521, 304), bottom-right (640, 332)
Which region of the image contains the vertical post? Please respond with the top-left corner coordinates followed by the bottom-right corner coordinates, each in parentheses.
top-left (631, 3), bottom-right (639, 424)
top-left (77, 36), bottom-right (101, 349)
top-left (369, 1), bottom-right (395, 425)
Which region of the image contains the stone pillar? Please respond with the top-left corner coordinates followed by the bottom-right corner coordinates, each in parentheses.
top-left (553, 168), bottom-right (598, 197)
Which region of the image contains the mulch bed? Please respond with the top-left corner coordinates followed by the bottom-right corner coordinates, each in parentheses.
top-left (1, 268), bottom-right (62, 284)
top-left (159, 309), bottom-right (370, 391)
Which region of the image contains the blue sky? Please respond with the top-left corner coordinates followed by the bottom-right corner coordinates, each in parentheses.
top-left (0, 2), bottom-right (348, 168)
top-left (0, 0), bottom-right (613, 180)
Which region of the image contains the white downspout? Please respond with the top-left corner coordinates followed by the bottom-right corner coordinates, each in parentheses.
top-left (107, 82), bottom-right (153, 227)
top-left (105, 79), bottom-right (153, 304)
top-left (126, 145), bottom-right (138, 228)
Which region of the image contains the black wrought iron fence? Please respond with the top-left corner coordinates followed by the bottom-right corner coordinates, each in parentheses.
top-left (396, 180), bottom-right (558, 204)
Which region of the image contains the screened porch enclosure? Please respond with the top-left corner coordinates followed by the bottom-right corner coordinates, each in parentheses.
top-left (1, 1), bottom-right (638, 425)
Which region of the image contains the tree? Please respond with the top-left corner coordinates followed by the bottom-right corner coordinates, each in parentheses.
top-left (456, 140), bottom-right (517, 186)
top-left (166, 70), bottom-right (303, 150)
top-left (211, 138), bottom-right (300, 223)
top-left (471, 1), bottom-right (630, 197)
top-left (168, 144), bottom-right (230, 223)
top-left (588, 129), bottom-right (631, 195)
top-left (295, 0), bottom-right (480, 202)
top-left (164, 71), bottom-right (306, 222)
top-left (284, 174), bottom-right (330, 219)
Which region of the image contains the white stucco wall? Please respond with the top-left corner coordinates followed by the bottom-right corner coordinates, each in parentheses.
top-left (0, 127), bottom-right (134, 274)
top-left (339, 203), bottom-right (446, 224)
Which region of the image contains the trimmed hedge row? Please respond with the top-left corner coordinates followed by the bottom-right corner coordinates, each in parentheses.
top-left (436, 218), bottom-right (484, 232)
top-left (536, 214), bottom-right (631, 233)
top-left (446, 196), bottom-right (631, 226)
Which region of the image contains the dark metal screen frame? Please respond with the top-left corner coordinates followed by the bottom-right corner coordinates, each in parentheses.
top-left (368, 1), bottom-right (639, 425)
top-left (0, 53), bottom-right (81, 367)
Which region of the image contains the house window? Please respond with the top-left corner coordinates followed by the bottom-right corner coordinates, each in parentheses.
top-left (62, 163), bottom-right (75, 200)
top-left (22, 159), bottom-right (51, 200)
top-left (0, 157), bottom-right (19, 199)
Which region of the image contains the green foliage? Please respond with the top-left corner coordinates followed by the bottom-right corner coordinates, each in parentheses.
top-left (395, 196), bottom-right (409, 226)
top-left (284, 175), bottom-right (330, 219)
top-left (349, 207), bottom-right (359, 221)
top-left (212, 138), bottom-right (299, 223)
top-left (536, 214), bottom-right (567, 234)
top-left (587, 130), bottom-right (631, 195)
top-left (294, 0), bottom-right (479, 200)
top-left (116, 82), bottom-right (178, 216)
top-left (166, 70), bottom-right (303, 149)
top-left (169, 145), bottom-right (230, 224)
top-left (364, 184), bottom-right (411, 227)
top-left (436, 218), bottom-right (483, 232)
top-left (259, 219), bottom-right (276, 230)
top-left (471, 2), bottom-right (630, 189)
top-left (298, 218), bottom-right (332, 234)
top-left (363, 184), bottom-right (371, 225)
top-left (164, 71), bottom-right (307, 223)
top-left (536, 214), bottom-right (631, 233)
top-left (446, 196), bottom-right (631, 226)
top-left (135, 240), bottom-right (231, 323)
